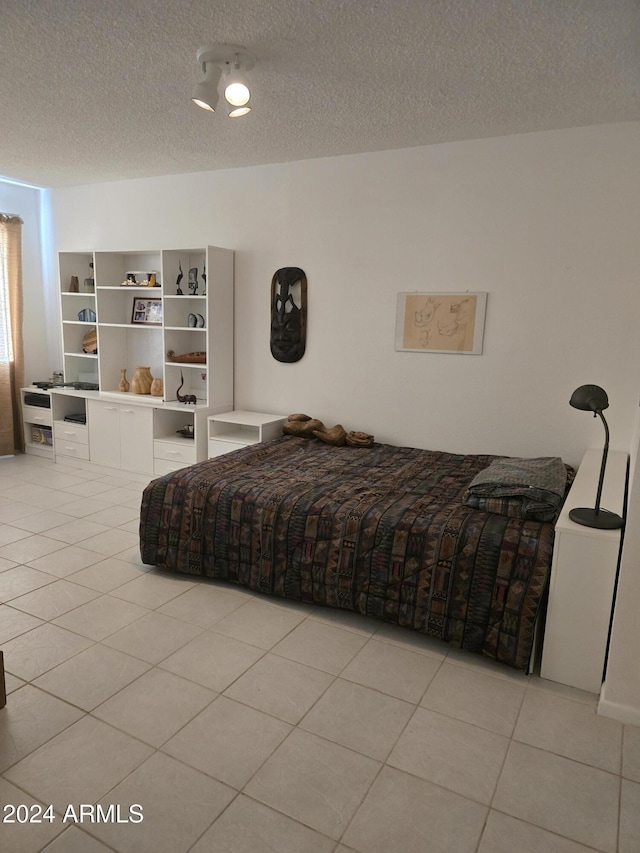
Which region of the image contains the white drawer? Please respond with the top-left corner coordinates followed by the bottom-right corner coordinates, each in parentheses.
top-left (154, 459), bottom-right (191, 476)
top-left (22, 405), bottom-right (52, 426)
top-left (54, 421), bottom-right (89, 445)
top-left (208, 439), bottom-right (243, 458)
top-left (55, 439), bottom-right (90, 461)
top-left (153, 440), bottom-right (196, 465)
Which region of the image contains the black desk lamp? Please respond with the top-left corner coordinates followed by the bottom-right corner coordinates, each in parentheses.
top-left (569, 384), bottom-right (624, 530)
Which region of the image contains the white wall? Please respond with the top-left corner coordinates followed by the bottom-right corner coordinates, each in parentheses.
top-left (0, 180), bottom-right (54, 382)
top-left (46, 122), bottom-right (640, 468)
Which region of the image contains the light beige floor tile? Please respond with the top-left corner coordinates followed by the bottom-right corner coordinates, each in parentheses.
top-left (0, 604), bottom-right (43, 643)
top-left (109, 544), bottom-right (147, 566)
top-left (60, 479), bottom-right (122, 497)
top-left (307, 606), bottom-right (379, 637)
top-left (158, 582), bottom-right (248, 627)
top-left (478, 810), bottom-right (608, 852)
top-left (110, 570), bottom-right (197, 609)
top-left (24, 471), bottom-right (88, 490)
top-left (388, 707), bottom-right (508, 804)
top-left (163, 695), bottom-right (291, 788)
top-left (43, 518), bottom-right (111, 544)
top-left (224, 652), bottom-right (334, 724)
top-left (444, 647), bottom-right (532, 683)
top-left (4, 671), bottom-right (25, 694)
top-left (515, 688), bottom-right (623, 773)
top-left (0, 535), bottom-right (66, 564)
top-left (0, 524), bottom-right (33, 547)
top-left (52, 594), bottom-right (149, 640)
top-left (93, 668), bottom-right (216, 747)
top-left (33, 644), bottom-right (150, 710)
top-left (210, 597), bottom-right (306, 648)
top-left (42, 827), bottom-right (114, 852)
top-left (159, 630), bottom-right (264, 691)
top-left (493, 741), bottom-right (619, 853)
top-left (9, 510), bottom-right (75, 534)
top-left (529, 676), bottom-right (599, 707)
top-left (341, 637), bottom-right (441, 702)
top-left (2, 623), bottom-right (94, 680)
top-left (92, 486), bottom-right (144, 508)
top-left (300, 677), bottom-right (414, 760)
top-left (0, 565), bottom-right (55, 602)
top-left (0, 555), bottom-right (18, 571)
top-left (102, 610), bottom-right (203, 663)
top-left (0, 483), bottom-right (63, 505)
top-left (0, 501), bottom-right (34, 523)
top-left (620, 778), bottom-right (640, 853)
top-left (84, 504), bottom-right (140, 527)
top-left (0, 777), bottom-right (63, 851)
top-left (84, 752), bottom-right (235, 853)
top-left (190, 794), bottom-right (335, 853)
top-left (4, 716), bottom-right (153, 814)
top-left (0, 684), bottom-right (84, 772)
top-left (26, 545), bottom-right (105, 577)
top-left (67, 556), bottom-right (149, 592)
top-left (49, 497), bottom-right (111, 518)
top-left (78, 528), bottom-right (139, 557)
top-left (374, 621), bottom-right (451, 658)
top-left (10, 579), bottom-right (100, 620)
top-left (272, 619), bottom-right (368, 675)
top-left (623, 724), bottom-right (640, 782)
top-left (342, 765), bottom-right (486, 853)
top-left (421, 660), bottom-right (525, 735)
top-left (245, 728), bottom-right (380, 839)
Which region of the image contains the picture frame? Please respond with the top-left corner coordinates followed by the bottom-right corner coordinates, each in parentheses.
top-left (131, 297), bottom-right (163, 326)
top-left (395, 291), bottom-right (487, 355)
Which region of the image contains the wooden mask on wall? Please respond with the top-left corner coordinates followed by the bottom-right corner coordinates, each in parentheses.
top-left (270, 267), bottom-right (307, 363)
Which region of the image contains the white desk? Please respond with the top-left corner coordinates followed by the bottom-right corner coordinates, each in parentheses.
top-left (541, 448), bottom-right (628, 693)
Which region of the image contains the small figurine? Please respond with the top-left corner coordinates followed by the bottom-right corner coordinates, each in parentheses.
top-left (176, 262), bottom-right (184, 295)
top-left (176, 371), bottom-right (197, 404)
top-left (188, 267), bottom-right (198, 296)
top-left (202, 264), bottom-right (206, 296)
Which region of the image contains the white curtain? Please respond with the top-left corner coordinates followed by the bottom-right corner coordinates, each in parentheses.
top-left (0, 214), bottom-right (24, 455)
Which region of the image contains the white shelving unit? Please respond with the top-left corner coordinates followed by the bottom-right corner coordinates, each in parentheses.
top-left (45, 244), bottom-right (234, 474)
top-left (20, 387), bottom-right (53, 458)
top-left (208, 411), bottom-right (287, 458)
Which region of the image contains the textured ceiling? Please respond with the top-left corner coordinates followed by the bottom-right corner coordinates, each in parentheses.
top-left (1, 0), bottom-right (639, 188)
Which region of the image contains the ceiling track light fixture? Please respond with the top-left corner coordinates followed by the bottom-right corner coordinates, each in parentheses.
top-left (192, 43), bottom-right (255, 117)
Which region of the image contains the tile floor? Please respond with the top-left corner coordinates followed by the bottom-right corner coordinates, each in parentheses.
top-left (0, 452), bottom-right (639, 853)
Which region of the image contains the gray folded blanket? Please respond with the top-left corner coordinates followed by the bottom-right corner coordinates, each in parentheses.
top-left (464, 456), bottom-right (567, 522)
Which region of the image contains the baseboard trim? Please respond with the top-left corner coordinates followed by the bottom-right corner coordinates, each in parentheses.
top-left (598, 683), bottom-right (640, 726)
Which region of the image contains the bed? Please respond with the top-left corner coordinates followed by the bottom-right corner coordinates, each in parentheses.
top-left (140, 436), bottom-right (570, 671)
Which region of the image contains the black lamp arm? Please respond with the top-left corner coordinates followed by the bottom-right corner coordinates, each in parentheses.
top-left (594, 410), bottom-right (610, 515)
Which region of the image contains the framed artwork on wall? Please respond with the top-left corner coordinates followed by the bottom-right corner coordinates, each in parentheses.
top-left (131, 297), bottom-right (163, 326)
top-left (395, 291), bottom-right (487, 355)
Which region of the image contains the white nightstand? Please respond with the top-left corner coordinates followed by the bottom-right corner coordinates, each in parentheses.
top-left (541, 447), bottom-right (628, 693)
top-left (208, 411), bottom-right (287, 458)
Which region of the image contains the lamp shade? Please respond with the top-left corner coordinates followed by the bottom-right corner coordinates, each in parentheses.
top-left (569, 384), bottom-right (609, 413)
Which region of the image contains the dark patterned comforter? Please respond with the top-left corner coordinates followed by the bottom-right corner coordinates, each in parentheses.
top-left (140, 436), bottom-right (560, 670)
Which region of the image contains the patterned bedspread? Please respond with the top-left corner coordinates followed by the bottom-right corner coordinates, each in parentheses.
top-left (140, 436), bottom-right (560, 670)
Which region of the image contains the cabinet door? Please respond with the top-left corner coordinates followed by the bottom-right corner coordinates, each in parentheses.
top-left (119, 405), bottom-right (154, 474)
top-left (88, 399), bottom-right (121, 468)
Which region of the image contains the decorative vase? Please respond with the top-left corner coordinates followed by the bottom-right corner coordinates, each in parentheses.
top-left (150, 377), bottom-right (164, 397)
top-left (119, 369), bottom-right (130, 392)
top-left (130, 366), bottom-right (153, 395)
